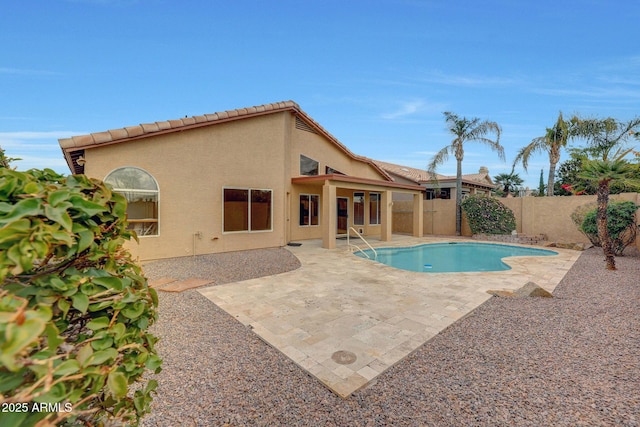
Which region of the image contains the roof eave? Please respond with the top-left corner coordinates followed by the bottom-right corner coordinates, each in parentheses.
top-left (292, 174), bottom-right (425, 193)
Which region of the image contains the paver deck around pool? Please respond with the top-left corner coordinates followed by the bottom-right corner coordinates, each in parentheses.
top-left (198, 236), bottom-right (580, 397)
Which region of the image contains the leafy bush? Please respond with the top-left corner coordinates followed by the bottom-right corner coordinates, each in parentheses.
top-left (576, 200), bottom-right (638, 255)
top-left (570, 202), bottom-right (596, 232)
top-left (461, 195), bottom-right (516, 235)
top-left (0, 168), bottom-right (161, 426)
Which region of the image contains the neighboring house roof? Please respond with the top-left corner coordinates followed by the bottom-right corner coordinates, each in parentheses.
top-left (59, 100), bottom-right (392, 180)
top-left (373, 160), bottom-right (442, 182)
top-left (373, 160), bottom-right (496, 189)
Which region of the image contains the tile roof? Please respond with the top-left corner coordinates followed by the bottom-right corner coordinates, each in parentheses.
top-left (373, 160), bottom-right (442, 183)
top-left (59, 100), bottom-right (392, 180)
top-left (373, 160), bottom-right (495, 188)
top-left (59, 101), bottom-right (302, 150)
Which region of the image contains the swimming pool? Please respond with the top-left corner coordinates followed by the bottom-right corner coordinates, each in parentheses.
top-left (354, 242), bottom-right (558, 273)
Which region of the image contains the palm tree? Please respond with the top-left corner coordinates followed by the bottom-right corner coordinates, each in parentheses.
top-left (578, 152), bottom-right (640, 270)
top-left (513, 112), bottom-right (572, 196)
top-left (573, 117), bottom-right (640, 161)
top-left (428, 112), bottom-right (503, 235)
top-left (573, 116), bottom-right (640, 270)
top-left (494, 168), bottom-right (524, 197)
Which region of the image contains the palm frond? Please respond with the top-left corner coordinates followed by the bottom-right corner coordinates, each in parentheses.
top-left (475, 136), bottom-right (505, 161)
top-left (513, 137), bottom-right (546, 171)
top-left (426, 146), bottom-right (451, 175)
top-left (578, 158), bottom-right (638, 185)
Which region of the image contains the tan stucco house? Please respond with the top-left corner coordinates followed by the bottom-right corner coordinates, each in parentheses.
top-left (373, 160), bottom-right (496, 201)
top-left (59, 101), bottom-right (424, 261)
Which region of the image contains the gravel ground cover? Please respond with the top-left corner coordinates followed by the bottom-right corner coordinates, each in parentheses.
top-left (141, 246), bottom-right (639, 427)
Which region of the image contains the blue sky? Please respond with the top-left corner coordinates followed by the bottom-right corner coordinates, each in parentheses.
top-left (2, 0), bottom-right (639, 189)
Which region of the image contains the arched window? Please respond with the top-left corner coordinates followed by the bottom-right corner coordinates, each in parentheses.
top-left (105, 167), bottom-right (159, 236)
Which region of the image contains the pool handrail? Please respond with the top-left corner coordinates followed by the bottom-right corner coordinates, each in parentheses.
top-left (347, 227), bottom-right (377, 260)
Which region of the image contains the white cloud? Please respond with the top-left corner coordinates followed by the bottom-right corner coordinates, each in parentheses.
top-left (531, 85), bottom-right (640, 99)
top-left (381, 101), bottom-right (425, 119)
top-left (0, 131), bottom-right (80, 173)
top-left (418, 71), bottom-right (521, 88)
top-left (381, 99), bottom-right (446, 120)
top-left (0, 131), bottom-right (78, 140)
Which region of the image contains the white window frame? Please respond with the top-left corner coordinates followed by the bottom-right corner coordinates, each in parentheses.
top-left (104, 166), bottom-right (159, 237)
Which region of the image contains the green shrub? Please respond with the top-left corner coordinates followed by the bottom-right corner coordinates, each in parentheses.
top-left (461, 195), bottom-right (516, 235)
top-left (578, 200), bottom-right (638, 255)
top-left (569, 201), bottom-right (597, 231)
top-left (0, 168), bottom-right (161, 426)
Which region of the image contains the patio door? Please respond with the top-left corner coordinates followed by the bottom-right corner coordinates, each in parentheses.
top-left (337, 197), bottom-right (349, 236)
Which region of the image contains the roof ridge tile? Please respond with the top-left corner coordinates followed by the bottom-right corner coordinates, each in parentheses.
top-left (109, 129), bottom-right (129, 140)
top-left (141, 123), bottom-right (159, 133)
top-left (156, 121), bottom-right (171, 130)
top-left (125, 125), bottom-right (144, 137)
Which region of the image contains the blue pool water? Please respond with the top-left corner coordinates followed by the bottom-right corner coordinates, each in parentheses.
top-left (354, 242), bottom-right (558, 273)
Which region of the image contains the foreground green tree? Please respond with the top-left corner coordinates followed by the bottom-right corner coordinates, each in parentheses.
top-left (573, 115), bottom-right (640, 270)
top-left (578, 155), bottom-right (639, 269)
top-left (572, 201), bottom-right (639, 256)
top-left (556, 147), bottom-right (639, 195)
top-left (513, 112), bottom-right (573, 196)
top-left (428, 112), bottom-right (503, 235)
top-left (555, 149), bottom-right (597, 195)
top-left (0, 166), bottom-right (161, 426)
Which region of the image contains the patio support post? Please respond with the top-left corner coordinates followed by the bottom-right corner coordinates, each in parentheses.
top-left (322, 181), bottom-right (337, 249)
top-left (381, 190), bottom-right (392, 241)
top-left (413, 193), bottom-right (424, 237)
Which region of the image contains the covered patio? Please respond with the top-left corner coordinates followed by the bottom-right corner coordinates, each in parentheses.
top-left (291, 174), bottom-right (425, 249)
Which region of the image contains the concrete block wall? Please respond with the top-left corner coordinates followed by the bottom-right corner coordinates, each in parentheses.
top-left (392, 193), bottom-right (640, 250)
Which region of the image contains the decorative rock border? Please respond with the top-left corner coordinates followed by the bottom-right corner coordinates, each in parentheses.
top-left (471, 233), bottom-right (592, 251)
top-left (471, 233), bottom-right (548, 245)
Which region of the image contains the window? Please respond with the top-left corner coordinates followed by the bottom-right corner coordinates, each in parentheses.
top-left (104, 167), bottom-right (159, 236)
top-left (223, 188), bottom-right (272, 233)
top-left (369, 193), bottom-right (381, 225)
top-left (425, 189), bottom-right (436, 200)
top-left (439, 189), bottom-right (451, 199)
top-left (299, 194), bottom-right (319, 226)
top-left (300, 154), bottom-right (319, 176)
top-left (325, 166), bottom-right (345, 175)
top-left (353, 192), bottom-right (365, 226)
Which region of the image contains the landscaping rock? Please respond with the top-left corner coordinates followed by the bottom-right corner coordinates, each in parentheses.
top-left (550, 242), bottom-right (592, 251)
top-left (488, 282), bottom-right (553, 298)
top-left (472, 233), bottom-right (548, 245)
top-left (486, 289), bottom-right (515, 298)
top-left (513, 282), bottom-right (553, 298)
top-left (572, 242), bottom-right (592, 251)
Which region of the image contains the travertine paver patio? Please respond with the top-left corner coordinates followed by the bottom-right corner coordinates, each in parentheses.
top-left (198, 236), bottom-right (580, 397)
